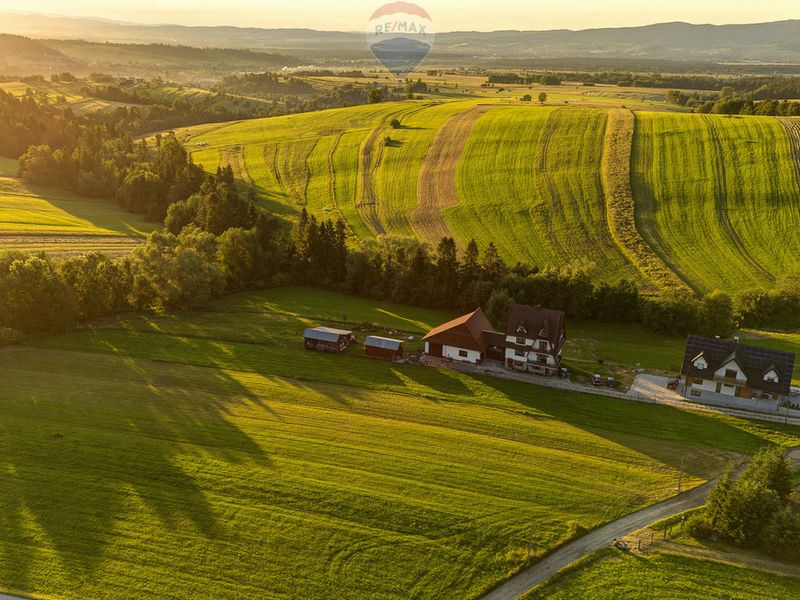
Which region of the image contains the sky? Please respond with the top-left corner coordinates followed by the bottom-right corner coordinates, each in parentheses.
top-left (0, 0), bottom-right (798, 31)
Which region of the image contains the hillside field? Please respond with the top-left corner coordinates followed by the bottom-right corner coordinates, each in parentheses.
top-left (527, 548), bottom-right (800, 599)
top-left (0, 163), bottom-right (155, 255)
top-left (2, 287), bottom-right (799, 599)
top-left (180, 102), bottom-right (800, 294)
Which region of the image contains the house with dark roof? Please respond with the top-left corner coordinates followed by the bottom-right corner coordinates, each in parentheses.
top-left (503, 304), bottom-right (566, 375)
top-left (681, 335), bottom-right (795, 405)
top-left (422, 308), bottom-right (499, 364)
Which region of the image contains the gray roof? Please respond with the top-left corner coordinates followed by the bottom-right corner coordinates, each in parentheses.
top-left (304, 327), bottom-right (352, 343)
top-left (365, 336), bottom-right (403, 350)
top-left (682, 335), bottom-right (795, 395)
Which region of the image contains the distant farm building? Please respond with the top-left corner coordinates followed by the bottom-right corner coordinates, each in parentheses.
top-left (364, 336), bottom-right (404, 360)
top-left (681, 335), bottom-right (795, 407)
top-left (504, 304), bottom-right (566, 375)
top-left (303, 327), bottom-right (355, 353)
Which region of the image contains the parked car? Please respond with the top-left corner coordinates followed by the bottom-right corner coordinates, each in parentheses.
top-left (592, 374), bottom-right (603, 386)
top-left (558, 367), bottom-right (569, 379)
top-left (667, 378), bottom-right (679, 390)
top-left (606, 377), bottom-right (616, 388)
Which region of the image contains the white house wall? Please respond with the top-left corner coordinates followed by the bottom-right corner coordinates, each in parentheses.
top-left (443, 345), bottom-right (482, 364)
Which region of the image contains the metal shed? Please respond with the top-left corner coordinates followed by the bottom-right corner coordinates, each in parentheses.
top-left (364, 335), bottom-right (404, 360)
top-left (304, 327), bottom-right (354, 353)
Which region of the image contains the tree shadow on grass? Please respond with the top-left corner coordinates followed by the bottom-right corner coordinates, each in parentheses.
top-left (472, 372), bottom-right (786, 480)
top-left (0, 344), bottom-right (271, 594)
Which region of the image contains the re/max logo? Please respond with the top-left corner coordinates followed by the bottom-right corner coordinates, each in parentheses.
top-left (375, 21), bottom-right (428, 34)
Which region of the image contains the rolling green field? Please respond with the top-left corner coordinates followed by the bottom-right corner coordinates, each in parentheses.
top-left (0, 168), bottom-right (155, 255)
top-left (3, 286), bottom-right (799, 599)
top-left (633, 113), bottom-right (800, 293)
top-left (528, 549), bottom-right (800, 599)
top-left (180, 101), bottom-right (800, 294)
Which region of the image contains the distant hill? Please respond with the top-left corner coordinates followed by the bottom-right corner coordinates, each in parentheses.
top-left (3, 13), bottom-right (800, 62)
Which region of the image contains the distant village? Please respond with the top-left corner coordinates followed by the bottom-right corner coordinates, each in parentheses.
top-left (304, 302), bottom-right (798, 419)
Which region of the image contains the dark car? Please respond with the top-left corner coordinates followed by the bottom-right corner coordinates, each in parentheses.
top-left (667, 378), bottom-right (680, 390)
top-left (606, 376), bottom-right (616, 388)
top-left (558, 367), bottom-right (569, 379)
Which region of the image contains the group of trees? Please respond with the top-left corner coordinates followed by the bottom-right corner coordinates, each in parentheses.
top-left (0, 165), bottom-right (281, 335)
top-left (19, 132), bottom-right (206, 220)
top-left (667, 89), bottom-right (800, 116)
top-left (689, 447), bottom-right (800, 562)
top-left (0, 88), bottom-right (81, 158)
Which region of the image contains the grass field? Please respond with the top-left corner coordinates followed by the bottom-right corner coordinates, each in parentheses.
top-left (0, 171), bottom-right (155, 256)
top-left (528, 548), bottom-right (800, 599)
top-left (633, 113), bottom-right (800, 293)
top-left (177, 100), bottom-right (800, 293)
top-left (2, 286), bottom-right (799, 599)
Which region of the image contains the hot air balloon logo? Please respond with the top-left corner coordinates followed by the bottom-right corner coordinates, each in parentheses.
top-left (366, 2), bottom-right (435, 79)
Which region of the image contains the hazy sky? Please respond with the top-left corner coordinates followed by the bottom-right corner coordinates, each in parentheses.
top-left (1, 0), bottom-right (798, 31)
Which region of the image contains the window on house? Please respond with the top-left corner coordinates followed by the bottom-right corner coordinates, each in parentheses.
top-left (691, 390), bottom-right (702, 397)
top-left (515, 349), bottom-right (526, 357)
top-left (538, 341), bottom-right (548, 351)
top-left (725, 369), bottom-right (737, 379)
top-left (458, 350), bottom-right (468, 358)
top-left (516, 337), bottom-right (526, 345)
top-left (693, 378), bottom-right (704, 386)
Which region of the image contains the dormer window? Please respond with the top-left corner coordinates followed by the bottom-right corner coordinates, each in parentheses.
top-left (764, 370), bottom-right (779, 384)
top-left (693, 356), bottom-right (707, 370)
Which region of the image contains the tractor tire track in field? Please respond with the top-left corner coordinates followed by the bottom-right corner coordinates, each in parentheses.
top-left (357, 126), bottom-right (388, 235)
top-left (601, 109), bottom-right (689, 291)
top-left (703, 116), bottom-right (774, 283)
top-left (326, 132), bottom-right (344, 216)
top-left (411, 105), bottom-right (491, 246)
top-left (276, 138), bottom-right (317, 206)
top-left (779, 117), bottom-right (800, 188)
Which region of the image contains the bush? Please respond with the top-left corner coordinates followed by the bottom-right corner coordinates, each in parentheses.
top-left (686, 511), bottom-right (714, 540)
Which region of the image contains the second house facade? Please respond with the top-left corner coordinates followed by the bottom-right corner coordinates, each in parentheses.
top-left (504, 304), bottom-right (566, 375)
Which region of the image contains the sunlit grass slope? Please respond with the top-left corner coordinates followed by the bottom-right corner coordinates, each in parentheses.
top-left (633, 112), bottom-right (800, 293)
top-left (3, 286), bottom-right (798, 599)
top-left (528, 549), bottom-right (800, 599)
top-left (451, 106), bottom-right (633, 279)
top-left (0, 172), bottom-right (155, 255)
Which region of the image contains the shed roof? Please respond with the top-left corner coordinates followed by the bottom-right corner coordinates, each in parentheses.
top-left (365, 336), bottom-right (403, 351)
top-left (304, 327), bottom-right (352, 343)
top-left (682, 335), bottom-right (795, 395)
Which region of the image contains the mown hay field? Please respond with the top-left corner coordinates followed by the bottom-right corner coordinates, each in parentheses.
top-left (182, 102), bottom-right (800, 293)
top-left (0, 169), bottom-right (155, 256)
top-left (2, 286), bottom-right (799, 599)
top-left (633, 112), bottom-right (800, 293)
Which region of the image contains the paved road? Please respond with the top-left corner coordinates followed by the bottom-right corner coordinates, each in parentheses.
top-left (481, 448), bottom-right (800, 600)
top-left (1, 594), bottom-right (28, 600)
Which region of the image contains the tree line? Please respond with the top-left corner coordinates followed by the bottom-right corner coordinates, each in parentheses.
top-left (667, 89), bottom-right (800, 116)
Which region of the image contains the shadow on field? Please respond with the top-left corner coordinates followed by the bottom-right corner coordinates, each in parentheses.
top-left (473, 374), bottom-right (770, 479)
top-left (0, 344), bottom-right (270, 590)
